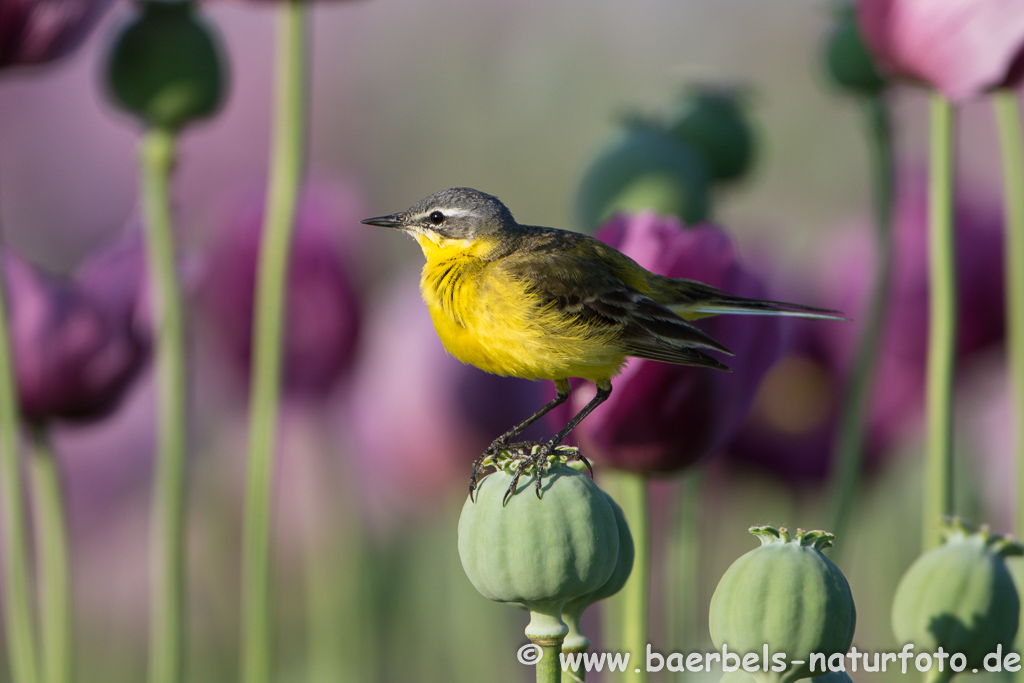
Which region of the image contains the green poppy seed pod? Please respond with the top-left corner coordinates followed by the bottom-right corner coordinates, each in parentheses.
top-left (892, 518), bottom-right (1022, 677)
top-left (823, 4), bottom-right (887, 95)
top-left (1007, 556), bottom-right (1024, 656)
top-left (458, 462), bottom-right (619, 643)
top-left (560, 491), bottom-right (634, 652)
top-left (709, 526), bottom-right (856, 683)
top-left (809, 674), bottom-right (854, 683)
top-left (664, 87), bottom-right (755, 183)
top-left (105, 0), bottom-right (226, 131)
top-left (575, 120), bottom-right (711, 231)
top-left (720, 671), bottom-right (853, 683)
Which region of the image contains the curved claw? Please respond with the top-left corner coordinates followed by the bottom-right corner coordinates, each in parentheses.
top-left (502, 452), bottom-right (538, 506)
top-left (468, 451), bottom-right (493, 503)
top-left (501, 476), bottom-right (518, 507)
top-left (576, 453), bottom-right (594, 478)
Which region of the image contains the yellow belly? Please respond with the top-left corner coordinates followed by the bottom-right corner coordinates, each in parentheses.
top-left (419, 256), bottom-right (625, 383)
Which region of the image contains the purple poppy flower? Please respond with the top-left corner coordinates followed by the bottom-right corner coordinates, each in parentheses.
top-left (0, 0), bottom-right (115, 70)
top-left (198, 183), bottom-right (363, 400)
top-left (722, 319), bottom-right (846, 483)
top-left (3, 239), bottom-right (148, 424)
top-left (549, 213), bottom-right (787, 475)
top-left (725, 176), bottom-right (1005, 484)
top-left (857, 0), bottom-right (1024, 100)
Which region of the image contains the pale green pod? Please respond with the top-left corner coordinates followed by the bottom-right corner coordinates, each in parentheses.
top-left (709, 526), bottom-right (856, 683)
top-left (458, 464), bottom-right (619, 643)
top-left (561, 492), bottom-right (635, 652)
top-left (892, 518), bottom-right (1022, 678)
top-left (720, 671), bottom-right (853, 683)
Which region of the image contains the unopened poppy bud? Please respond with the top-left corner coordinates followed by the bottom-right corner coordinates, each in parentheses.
top-left (575, 120), bottom-right (710, 230)
top-left (823, 4), bottom-right (887, 95)
top-left (664, 86), bottom-right (755, 182)
top-left (105, 0), bottom-right (226, 130)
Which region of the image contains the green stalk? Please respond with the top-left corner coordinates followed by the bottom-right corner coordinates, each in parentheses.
top-left (29, 425), bottom-right (71, 683)
top-left (0, 195), bottom-right (41, 683)
top-left (922, 93), bottom-right (957, 551)
top-left (992, 91), bottom-right (1024, 537)
top-left (139, 127), bottom-right (190, 683)
top-left (667, 471), bottom-right (701, 671)
top-left (240, 2), bottom-right (308, 682)
top-left (535, 644), bottom-right (563, 683)
top-left (618, 473), bottom-right (648, 683)
top-left (829, 93), bottom-right (895, 543)
top-left (526, 610), bottom-right (568, 683)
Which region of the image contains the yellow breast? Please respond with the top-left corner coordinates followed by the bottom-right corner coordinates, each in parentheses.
top-left (414, 233), bottom-right (626, 383)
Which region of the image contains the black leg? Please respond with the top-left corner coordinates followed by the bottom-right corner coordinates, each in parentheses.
top-left (545, 383), bottom-right (612, 452)
top-left (469, 379), bottom-right (571, 500)
top-left (503, 383), bottom-right (612, 505)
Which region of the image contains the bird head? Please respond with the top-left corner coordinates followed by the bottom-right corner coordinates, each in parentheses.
top-left (361, 188), bottom-right (516, 253)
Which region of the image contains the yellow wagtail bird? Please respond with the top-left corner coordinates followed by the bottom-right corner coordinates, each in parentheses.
top-left (362, 188), bottom-right (841, 502)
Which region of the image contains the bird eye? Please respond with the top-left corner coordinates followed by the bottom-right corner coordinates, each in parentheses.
top-left (429, 211), bottom-right (445, 225)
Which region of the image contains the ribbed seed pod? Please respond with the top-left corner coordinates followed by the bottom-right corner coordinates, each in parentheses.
top-left (561, 491), bottom-right (634, 652)
top-left (892, 518), bottom-right (1022, 680)
top-left (709, 526), bottom-right (856, 683)
top-left (719, 670), bottom-right (853, 683)
top-left (458, 457), bottom-right (619, 643)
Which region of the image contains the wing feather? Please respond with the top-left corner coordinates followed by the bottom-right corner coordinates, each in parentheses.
top-left (497, 228), bottom-right (733, 368)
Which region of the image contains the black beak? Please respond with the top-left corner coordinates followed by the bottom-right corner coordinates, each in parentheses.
top-left (361, 213), bottom-right (406, 229)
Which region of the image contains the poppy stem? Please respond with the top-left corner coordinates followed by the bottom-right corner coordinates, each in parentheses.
top-left (29, 424), bottom-right (71, 683)
top-left (534, 643), bottom-right (564, 683)
top-left (992, 90), bottom-right (1024, 537)
top-left (828, 93), bottom-right (895, 545)
top-left (667, 470), bottom-right (702, 674)
top-left (139, 126), bottom-right (189, 683)
top-left (617, 472), bottom-right (649, 683)
top-left (923, 93), bottom-right (957, 551)
top-left (241, 2), bottom-right (308, 682)
top-left (0, 257), bottom-right (38, 683)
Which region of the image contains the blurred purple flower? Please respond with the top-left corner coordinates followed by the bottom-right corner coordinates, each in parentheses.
top-left (723, 320), bottom-right (845, 483)
top-left (725, 177), bottom-right (1005, 484)
top-left (198, 183), bottom-right (362, 399)
top-left (75, 229), bottom-right (150, 340)
top-left (3, 238), bottom-right (148, 424)
top-left (857, 0), bottom-right (1024, 100)
top-left (0, 0), bottom-right (115, 70)
top-left (550, 214), bottom-right (787, 475)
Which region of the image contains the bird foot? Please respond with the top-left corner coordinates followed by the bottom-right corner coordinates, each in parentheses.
top-left (501, 444), bottom-right (592, 506)
top-left (469, 443), bottom-right (592, 505)
top-left (502, 445), bottom-right (552, 506)
top-left (468, 440), bottom-right (543, 501)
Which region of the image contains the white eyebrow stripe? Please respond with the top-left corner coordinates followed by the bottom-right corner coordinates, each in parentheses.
top-left (414, 207), bottom-right (474, 221)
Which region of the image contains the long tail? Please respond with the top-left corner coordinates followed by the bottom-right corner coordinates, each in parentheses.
top-left (660, 278), bottom-right (846, 321)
